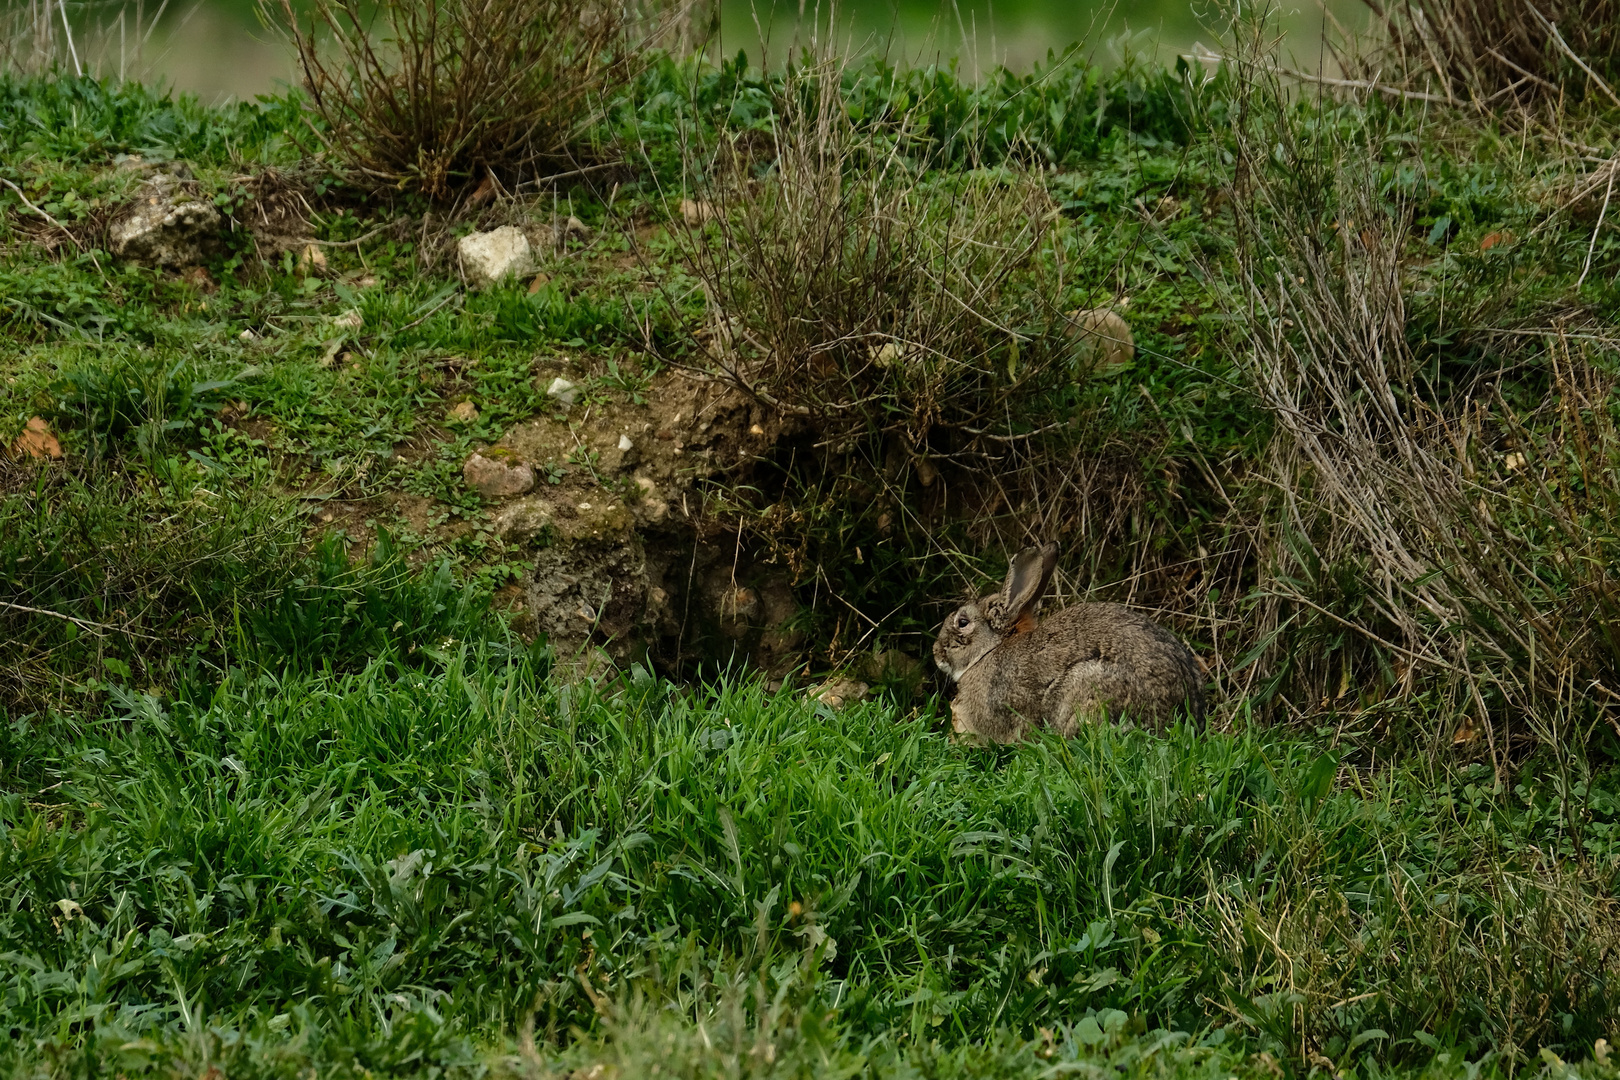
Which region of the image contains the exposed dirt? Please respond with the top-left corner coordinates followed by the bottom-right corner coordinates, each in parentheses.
top-left (476, 365), bottom-right (812, 673)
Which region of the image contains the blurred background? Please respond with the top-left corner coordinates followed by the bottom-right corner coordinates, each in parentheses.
top-left (1, 0), bottom-right (1370, 100)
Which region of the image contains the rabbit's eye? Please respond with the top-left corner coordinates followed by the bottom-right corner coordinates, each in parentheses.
top-left (956, 614), bottom-right (971, 630)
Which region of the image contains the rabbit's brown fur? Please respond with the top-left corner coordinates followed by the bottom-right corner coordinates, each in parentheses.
top-left (933, 544), bottom-right (1205, 742)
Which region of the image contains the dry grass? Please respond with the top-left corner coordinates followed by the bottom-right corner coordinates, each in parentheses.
top-left (656, 52), bottom-right (1188, 649)
top-left (0, 0), bottom-right (172, 81)
top-left (1219, 58), bottom-right (1620, 753)
top-left (1204, 852), bottom-right (1620, 1058)
top-left (1355, 0), bottom-right (1620, 110)
top-left (277, 0), bottom-right (676, 200)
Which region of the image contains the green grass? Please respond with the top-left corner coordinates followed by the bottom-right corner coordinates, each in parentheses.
top-left (4, 651), bottom-right (1619, 1075)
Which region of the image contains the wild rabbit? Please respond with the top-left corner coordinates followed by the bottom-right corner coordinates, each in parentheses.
top-left (933, 543), bottom-right (1204, 742)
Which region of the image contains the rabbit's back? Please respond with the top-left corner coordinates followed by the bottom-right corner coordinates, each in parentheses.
top-left (985, 602), bottom-right (1204, 733)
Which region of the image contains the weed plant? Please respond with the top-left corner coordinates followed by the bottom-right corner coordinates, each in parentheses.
top-left (0, 72), bottom-right (303, 166)
top-left (648, 45), bottom-right (1242, 667)
top-left (0, 459), bottom-right (488, 717)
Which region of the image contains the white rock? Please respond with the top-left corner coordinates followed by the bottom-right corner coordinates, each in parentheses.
top-left (870, 341), bottom-right (906, 366)
top-left (618, 434), bottom-right (633, 451)
top-left (239, 329), bottom-right (255, 342)
top-left (546, 377), bottom-right (579, 406)
top-left (493, 496), bottom-right (555, 541)
top-left (108, 171), bottom-right (221, 267)
top-left (457, 226), bottom-right (535, 288)
top-left (680, 198), bottom-right (718, 226)
top-left (813, 679), bottom-right (870, 709)
top-left (297, 243), bottom-right (327, 276)
top-left (1066, 308), bottom-right (1135, 374)
top-left (463, 452), bottom-right (535, 499)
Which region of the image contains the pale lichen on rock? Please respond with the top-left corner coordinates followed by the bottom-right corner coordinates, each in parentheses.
top-left (108, 170), bottom-right (222, 268)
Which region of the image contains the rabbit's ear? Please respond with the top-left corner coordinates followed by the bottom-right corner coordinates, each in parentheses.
top-left (988, 543), bottom-right (1058, 633)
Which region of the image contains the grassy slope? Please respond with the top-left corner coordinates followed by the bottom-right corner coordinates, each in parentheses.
top-left (2, 57), bottom-right (1620, 1078)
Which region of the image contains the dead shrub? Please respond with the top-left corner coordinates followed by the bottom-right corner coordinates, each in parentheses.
top-left (277, 0), bottom-right (671, 199)
top-left (1355, 0), bottom-right (1620, 110)
top-left (674, 57), bottom-right (1077, 448)
top-left (1221, 65), bottom-right (1620, 751)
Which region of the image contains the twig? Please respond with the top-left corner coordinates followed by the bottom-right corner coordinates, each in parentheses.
top-left (302, 220), bottom-right (399, 247)
top-left (1577, 159), bottom-right (1615, 289)
top-left (1, 601), bottom-right (114, 637)
top-left (1185, 50), bottom-right (1451, 102)
top-left (57, 0), bottom-right (81, 76)
top-left (0, 176), bottom-right (68, 230)
top-left (513, 160), bottom-right (624, 191)
top-left (1276, 69), bottom-right (1452, 103)
top-left (1484, 48), bottom-right (1560, 95)
top-left (959, 421), bottom-right (1069, 443)
top-left (396, 289), bottom-right (460, 332)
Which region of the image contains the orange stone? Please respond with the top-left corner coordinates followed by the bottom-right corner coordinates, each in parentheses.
top-left (13, 417), bottom-right (63, 460)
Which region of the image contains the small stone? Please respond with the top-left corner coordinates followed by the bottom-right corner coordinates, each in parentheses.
top-left (630, 475), bottom-right (669, 524)
top-left (680, 198), bottom-right (718, 227)
top-left (463, 452), bottom-right (535, 499)
top-left (12, 416), bottom-right (63, 460)
top-left (1066, 308), bottom-right (1135, 374)
top-left (749, 423), bottom-right (765, 436)
top-left (448, 401), bottom-right (479, 424)
top-left (457, 226), bottom-right (535, 288)
top-left (332, 308), bottom-right (363, 331)
top-left (813, 679), bottom-right (870, 709)
top-left (546, 377), bottom-right (579, 406)
top-left (297, 243), bottom-right (328, 276)
top-left (181, 265), bottom-right (216, 292)
top-left (238, 328), bottom-right (256, 342)
top-left (715, 585), bottom-right (760, 639)
top-left (493, 496), bottom-right (555, 541)
top-left (618, 434), bottom-right (633, 451)
top-left (108, 171), bottom-right (221, 268)
top-left (860, 648), bottom-right (926, 689)
top-left (720, 585), bottom-right (759, 621)
top-left (915, 457), bottom-right (939, 487)
top-left (870, 341), bottom-right (908, 367)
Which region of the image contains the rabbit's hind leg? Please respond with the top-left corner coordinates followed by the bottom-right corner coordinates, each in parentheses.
top-left (1044, 660), bottom-right (1133, 737)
